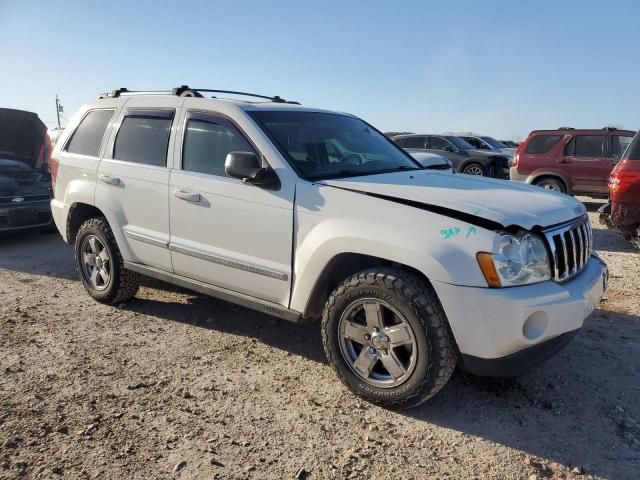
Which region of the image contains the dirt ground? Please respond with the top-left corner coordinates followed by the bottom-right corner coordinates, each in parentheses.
top-left (1, 200), bottom-right (639, 480)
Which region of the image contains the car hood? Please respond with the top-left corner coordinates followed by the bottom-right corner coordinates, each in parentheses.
top-left (406, 151), bottom-right (451, 169)
top-left (0, 108), bottom-right (47, 166)
top-left (319, 170), bottom-right (585, 230)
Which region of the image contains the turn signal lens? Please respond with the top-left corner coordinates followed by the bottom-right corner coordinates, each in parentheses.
top-left (477, 252), bottom-right (502, 288)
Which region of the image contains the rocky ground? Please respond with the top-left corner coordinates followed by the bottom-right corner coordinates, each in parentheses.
top-left (0, 201), bottom-right (639, 479)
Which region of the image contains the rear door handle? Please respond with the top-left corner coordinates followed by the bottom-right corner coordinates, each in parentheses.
top-left (174, 190), bottom-right (201, 202)
top-left (99, 174), bottom-right (120, 185)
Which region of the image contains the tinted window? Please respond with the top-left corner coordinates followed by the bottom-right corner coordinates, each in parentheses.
top-left (573, 135), bottom-right (604, 157)
top-left (182, 114), bottom-right (255, 177)
top-left (622, 133), bottom-right (640, 161)
top-left (393, 137), bottom-right (406, 147)
top-left (612, 135), bottom-right (634, 160)
top-left (113, 110), bottom-right (173, 166)
top-left (430, 137), bottom-right (450, 150)
top-left (65, 110), bottom-right (114, 157)
top-left (464, 137), bottom-right (483, 149)
top-left (403, 136), bottom-right (426, 148)
top-left (249, 111), bottom-right (419, 180)
top-left (525, 135), bottom-right (562, 154)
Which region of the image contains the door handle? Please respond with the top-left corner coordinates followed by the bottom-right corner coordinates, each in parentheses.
top-left (174, 190), bottom-right (201, 202)
top-left (557, 159), bottom-right (570, 164)
top-left (99, 174), bottom-right (120, 185)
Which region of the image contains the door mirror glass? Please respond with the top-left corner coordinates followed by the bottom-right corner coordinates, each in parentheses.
top-left (225, 151), bottom-right (278, 187)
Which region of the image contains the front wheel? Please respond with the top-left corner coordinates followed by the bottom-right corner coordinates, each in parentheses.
top-left (75, 217), bottom-right (140, 304)
top-left (321, 268), bottom-right (458, 408)
top-left (461, 163), bottom-right (486, 176)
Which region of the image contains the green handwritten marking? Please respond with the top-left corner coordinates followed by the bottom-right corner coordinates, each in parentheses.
top-left (440, 225), bottom-right (477, 240)
top-left (440, 226), bottom-right (461, 239)
top-left (472, 209), bottom-right (481, 215)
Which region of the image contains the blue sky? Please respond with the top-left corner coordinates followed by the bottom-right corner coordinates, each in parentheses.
top-left (1, 0), bottom-right (638, 139)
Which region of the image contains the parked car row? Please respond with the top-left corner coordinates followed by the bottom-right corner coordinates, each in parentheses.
top-left (390, 133), bottom-right (511, 178)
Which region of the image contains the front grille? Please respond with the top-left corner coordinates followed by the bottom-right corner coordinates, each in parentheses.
top-left (543, 216), bottom-right (592, 282)
top-left (0, 194), bottom-right (51, 205)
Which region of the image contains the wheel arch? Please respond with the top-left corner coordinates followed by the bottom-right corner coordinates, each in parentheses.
top-left (66, 202), bottom-right (107, 244)
top-left (301, 252), bottom-right (433, 320)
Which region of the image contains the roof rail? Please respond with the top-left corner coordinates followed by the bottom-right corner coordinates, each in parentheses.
top-left (558, 127), bottom-right (575, 130)
top-left (602, 126), bottom-right (618, 131)
top-left (98, 85), bottom-right (299, 104)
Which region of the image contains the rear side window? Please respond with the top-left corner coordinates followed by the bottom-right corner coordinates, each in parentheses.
top-left (569, 135), bottom-right (604, 157)
top-left (429, 137), bottom-right (450, 150)
top-left (612, 135), bottom-right (634, 159)
top-left (525, 135), bottom-right (562, 154)
top-left (403, 136), bottom-right (426, 148)
top-left (622, 134), bottom-right (640, 161)
top-left (113, 110), bottom-right (174, 166)
top-left (65, 109), bottom-right (114, 157)
top-left (182, 113), bottom-right (256, 177)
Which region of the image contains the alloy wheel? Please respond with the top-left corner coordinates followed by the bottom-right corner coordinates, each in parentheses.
top-left (80, 235), bottom-right (112, 291)
top-left (338, 299), bottom-right (418, 388)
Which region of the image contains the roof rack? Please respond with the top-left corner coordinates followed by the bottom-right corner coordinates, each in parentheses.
top-left (558, 127), bottom-right (575, 130)
top-left (98, 85), bottom-right (299, 104)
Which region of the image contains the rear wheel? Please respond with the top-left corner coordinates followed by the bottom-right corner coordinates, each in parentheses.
top-left (321, 268), bottom-right (458, 408)
top-left (534, 177), bottom-right (566, 194)
top-left (75, 217), bottom-right (140, 304)
top-left (462, 163), bottom-right (486, 176)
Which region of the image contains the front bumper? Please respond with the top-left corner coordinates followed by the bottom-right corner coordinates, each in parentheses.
top-left (431, 255), bottom-right (608, 372)
top-left (0, 199), bottom-right (53, 232)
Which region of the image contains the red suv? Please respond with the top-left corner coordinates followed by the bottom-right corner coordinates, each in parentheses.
top-left (510, 127), bottom-right (635, 197)
top-left (600, 131), bottom-right (640, 250)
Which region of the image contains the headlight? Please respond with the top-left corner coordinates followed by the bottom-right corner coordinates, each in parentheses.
top-left (477, 231), bottom-right (551, 287)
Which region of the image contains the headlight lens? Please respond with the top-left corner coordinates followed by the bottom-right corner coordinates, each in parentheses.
top-left (478, 231), bottom-right (551, 287)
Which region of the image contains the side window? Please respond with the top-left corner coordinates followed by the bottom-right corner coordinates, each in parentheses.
top-left (465, 137), bottom-right (481, 149)
top-left (429, 137), bottom-right (450, 150)
top-left (403, 136), bottom-right (426, 148)
top-left (612, 135), bottom-right (634, 160)
top-left (182, 113), bottom-right (256, 177)
top-left (572, 135), bottom-right (604, 158)
top-left (113, 110), bottom-right (174, 166)
top-left (525, 135), bottom-right (562, 154)
top-left (65, 109), bottom-right (114, 157)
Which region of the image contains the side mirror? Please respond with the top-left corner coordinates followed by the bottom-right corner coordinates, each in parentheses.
top-left (225, 151), bottom-right (278, 188)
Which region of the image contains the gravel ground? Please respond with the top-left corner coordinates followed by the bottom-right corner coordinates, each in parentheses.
top-left (1, 201), bottom-right (639, 480)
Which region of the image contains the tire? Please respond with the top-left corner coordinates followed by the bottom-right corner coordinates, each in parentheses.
top-left (321, 267), bottom-right (458, 409)
top-left (461, 163), bottom-right (486, 176)
top-left (74, 217), bottom-right (140, 304)
top-left (533, 177), bottom-right (566, 194)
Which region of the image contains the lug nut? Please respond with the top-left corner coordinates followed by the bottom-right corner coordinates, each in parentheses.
top-left (368, 347), bottom-right (376, 354)
top-left (382, 349), bottom-right (388, 355)
top-left (364, 334), bottom-right (371, 340)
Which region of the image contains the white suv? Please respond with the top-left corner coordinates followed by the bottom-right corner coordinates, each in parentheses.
top-left (50, 86), bottom-right (608, 408)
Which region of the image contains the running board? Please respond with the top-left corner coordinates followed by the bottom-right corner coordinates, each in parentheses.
top-left (123, 261), bottom-right (302, 323)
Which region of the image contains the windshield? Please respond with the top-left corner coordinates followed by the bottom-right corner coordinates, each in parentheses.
top-left (445, 136), bottom-right (475, 150)
top-left (248, 111), bottom-right (421, 180)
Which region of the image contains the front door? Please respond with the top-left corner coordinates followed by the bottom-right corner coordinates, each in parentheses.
top-left (168, 110), bottom-right (294, 306)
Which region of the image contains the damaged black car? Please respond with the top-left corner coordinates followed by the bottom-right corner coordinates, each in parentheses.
top-left (0, 108), bottom-right (54, 233)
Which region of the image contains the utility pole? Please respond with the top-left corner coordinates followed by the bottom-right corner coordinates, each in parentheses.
top-left (55, 95), bottom-right (62, 128)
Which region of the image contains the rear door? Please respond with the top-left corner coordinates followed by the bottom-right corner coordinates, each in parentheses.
top-left (168, 107), bottom-right (294, 306)
top-left (563, 134), bottom-right (609, 194)
top-left (96, 96), bottom-right (183, 271)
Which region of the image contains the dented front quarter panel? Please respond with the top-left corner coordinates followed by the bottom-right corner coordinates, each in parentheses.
top-left (288, 180), bottom-right (497, 313)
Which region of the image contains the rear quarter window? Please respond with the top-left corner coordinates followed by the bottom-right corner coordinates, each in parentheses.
top-left (65, 109), bottom-right (114, 157)
top-left (525, 135), bottom-right (562, 154)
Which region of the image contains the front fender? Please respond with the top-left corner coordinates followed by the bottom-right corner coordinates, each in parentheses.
top-left (289, 182), bottom-right (495, 313)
